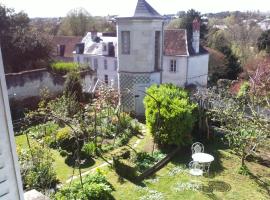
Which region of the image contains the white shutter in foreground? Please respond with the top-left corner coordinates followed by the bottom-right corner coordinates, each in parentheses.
top-left (0, 47), bottom-right (24, 200)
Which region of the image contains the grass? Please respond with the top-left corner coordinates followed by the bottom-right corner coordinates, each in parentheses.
top-left (15, 134), bottom-right (102, 182)
top-left (15, 124), bottom-right (146, 183)
top-left (15, 130), bottom-right (270, 199)
top-left (103, 138), bottom-right (270, 200)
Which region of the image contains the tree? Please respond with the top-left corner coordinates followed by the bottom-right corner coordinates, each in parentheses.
top-left (144, 84), bottom-right (197, 147)
top-left (223, 14), bottom-right (262, 65)
top-left (0, 4), bottom-right (52, 73)
top-left (64, 71), bottom-right (83, 102)
top-left (257, 30), bottom-right (270, 53)
top-left (206, 47), bottom-right (228, 84)
top-left (207, 28), bottom-right (242, 80)
top-left (168, 9), bottom-right (208, 41)
top-left (58, 8), bottom-right (116, 36)
top-left (58, 8), bottom-right (93, 36)
top-left (194, 86), bottom-right (269, 171)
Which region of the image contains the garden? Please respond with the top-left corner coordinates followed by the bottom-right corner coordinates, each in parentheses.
top-left (15, 71), bottom-right (270, 199)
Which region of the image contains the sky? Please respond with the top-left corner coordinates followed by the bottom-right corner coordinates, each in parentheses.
top-left (1, 0), bottom-right (270, 18)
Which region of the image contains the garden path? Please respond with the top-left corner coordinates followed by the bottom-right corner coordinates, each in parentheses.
top-left (65, 126), bottom-right (147, 184)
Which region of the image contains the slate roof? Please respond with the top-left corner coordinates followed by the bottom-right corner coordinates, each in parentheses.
top-left (82, 32), bottom-right (117, 55)
top-left (51, 36), bottom-right (83, 57)
top-left (134, 0), bottom-right (162, 18)
top-left (164, 29), bottom-right (188, 56)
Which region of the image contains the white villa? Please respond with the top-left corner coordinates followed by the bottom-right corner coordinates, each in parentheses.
top-left (74, 0), bottom-right (209, 115)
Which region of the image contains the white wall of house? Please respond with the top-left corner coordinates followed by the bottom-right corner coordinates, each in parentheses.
top-left (162, 56), bottom-right (188, 86)
top-left (117, 19), bottom-right (163, 73)
top-left (0, 49), bottom-right (24, 199)
top-left (187, 54), bottom-right (209, 86)
top-left (75, 53), bottom-right (118, 88)
top-left (95, 56), bottom-right (118, 87)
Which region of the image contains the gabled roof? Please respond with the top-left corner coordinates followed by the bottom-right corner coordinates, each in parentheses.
top-left (51, 36), bottom-right (83, 57)
top-left (134, 0), bottom-right (162, 18)
top-left (164, 29), bottom-right (188, 56)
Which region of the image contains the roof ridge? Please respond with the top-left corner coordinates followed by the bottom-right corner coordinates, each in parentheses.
top-left (134, 0), bottom-right (161, 18)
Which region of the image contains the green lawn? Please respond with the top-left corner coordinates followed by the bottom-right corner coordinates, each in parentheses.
top-left (103, 139), bottom-right (270, 200)
top-left (15, 132), bottom-right (270, 199)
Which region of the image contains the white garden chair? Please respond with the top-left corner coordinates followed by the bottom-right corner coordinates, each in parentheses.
top-left (191, 142), bottom-right (204, 155)
top-left (189, 161), bottom-right (203, 176)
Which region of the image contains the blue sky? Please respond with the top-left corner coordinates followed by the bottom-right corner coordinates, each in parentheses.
top-left (1, 0), bottom-right (269, 18)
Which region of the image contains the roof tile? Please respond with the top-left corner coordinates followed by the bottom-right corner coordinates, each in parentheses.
top-left (164, 29), bottom-right (188, 56)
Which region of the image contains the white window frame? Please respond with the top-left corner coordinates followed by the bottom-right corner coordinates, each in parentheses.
top-left (170, 59), bottom-right (177, 73)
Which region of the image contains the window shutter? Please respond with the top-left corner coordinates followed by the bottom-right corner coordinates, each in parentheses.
top-left (0, 48), bottom-right (24, 199)
top-left (0, 146), bottom-right (9, 198)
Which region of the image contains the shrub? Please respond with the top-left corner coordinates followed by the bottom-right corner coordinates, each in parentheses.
top-left (55, 127), bottom-right (75, 151)
top-left (111, 147), bottom-right (131, 159)
top-left (134, 151), bottom-right (165, 172)
top-left (237, 81), bottom-right (250, 98)
top-left (17, 142), bottom-right (57, 190)
top-left (50, 61), bottom-right (80, 74)
top-left (59, 149), bottom-right (69, 157)
top-left (26, 121), bottom-right (59, 140)
top-left (64, 71), bottom-right (83, 102)
top-left (55, 171), bottom-right (113, 200)
top-left (82, 142), bottom-right (96, 157)
top-left (113, 157), bottom-right (138, 181)
top-left (144, 84), bottom-right (197, 146)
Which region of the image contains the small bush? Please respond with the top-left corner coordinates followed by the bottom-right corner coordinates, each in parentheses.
top-left (17, 142), bottom-right (57, 190)
top-left (59, 149), bottom-right (69, 157)
top-left (55, 127), bottom-right (75, 151)
top-left (26, 121), bottom-right (59, 140)
top-left (82, 142), bottom-right (97, 157)
top-left (134, 151), bottom-right (165, 172)
top-left (56, 127), bottom-right (72, 142)
top-left (144, 84), bottom-right (197, 146)
top-left (113, 157), bottom-right (138, 181)
top-left (111, 147), bottom-right (131, 159)
top-left (55, 171), bottom-right (113, 200)
top-left (64, 71), bottom-right (83, 102)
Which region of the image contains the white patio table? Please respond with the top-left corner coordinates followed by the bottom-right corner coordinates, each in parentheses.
top-left (192, 153), bottom-right (214, 174)
top-left (192, 153), bottom-right (214, 163)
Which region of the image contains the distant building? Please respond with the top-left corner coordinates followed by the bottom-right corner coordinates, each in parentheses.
top-left (75, 0), bottom-right (209, 115)
top-left (258, 18), bottom-right (270, 30)
top-left (163, 14), bottom-right (178, 24)
top-left (74, 32), bottom-right (118, 87)
top-left (52, 36), bottom-right (83, 62)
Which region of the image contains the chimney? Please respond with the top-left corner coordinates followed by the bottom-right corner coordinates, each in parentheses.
top-left (192, 18), bottom-right (200, 54)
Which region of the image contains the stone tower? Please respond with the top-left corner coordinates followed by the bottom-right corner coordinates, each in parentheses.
top-left (116, 0), bottom-right (164, 115)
